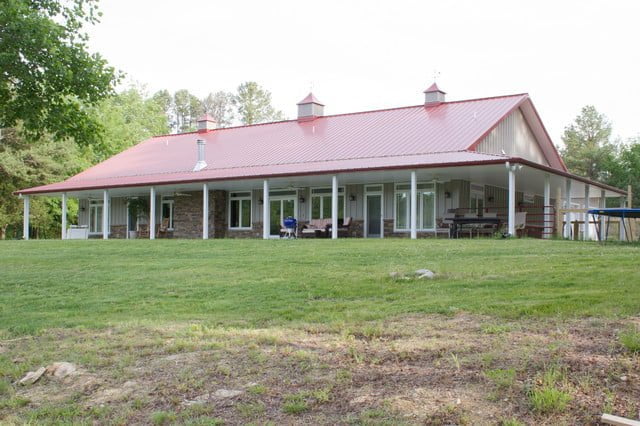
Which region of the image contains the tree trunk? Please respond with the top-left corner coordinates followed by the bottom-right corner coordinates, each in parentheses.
top-left (0, 225), bottom-right (6, 240)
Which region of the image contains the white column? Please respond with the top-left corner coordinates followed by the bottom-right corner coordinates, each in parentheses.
top-left (600, 189), bottom-right (606, 241)
top-left (619, 197), bottom-right (626, 241)
top-left (149, 187), bottom-right (156, 240)
top-left (564, 179), bottom-right (572, 239)
top-left (331, 175), bottom-right (338, 239)
top-left (23, 195), bottom-right (30, 240)
top-left (262, 180), bottom-right (270, 239)
top-left (583, 184), bottom-right (590, 241)
top-left (102, 190), bottom-right (109, 240)
top-left (543, 174), bottom-right (550, 239)
top-left (202, 183), bottom-right (209, 240)
top-left (61, 193), bottom-right (67, 240)
top-left (507, 166), bottom-right (516, 236)
top-left (410, 171), bottom-right (417, 239)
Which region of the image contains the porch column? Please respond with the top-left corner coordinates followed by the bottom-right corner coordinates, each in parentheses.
top-left (202, 183), bottom-right (209, 240)
top-left (61, 193), bottom-right (67, 240)
top-left (583, 184), bottom-right (590, 241)
top-left (102, 190), bottom-right (109, 240)
top-left (599, 189), bottom-right (606, 240)
top-left (331, 175), bottom-right (338, 239)
top-left (543, 174), bottom-right (550, 239)
top-left (619, 197), bottom-right (626, 241)
top-left (507, 164), bottom-right (516, 236)
top-left (149, 187), bottom-right (156, 240)
top-left (262, 180), bottom-right (270, 239)
top-left (410, 171), bottom-right (417, 239)
top-left (564, 179), bottom-right (572, 239)
top-left (23, 195), bottom-right (30, 240)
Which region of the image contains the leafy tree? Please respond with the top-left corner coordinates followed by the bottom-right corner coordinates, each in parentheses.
top-left (604, 137), bottom-right (640, 206)
top-left (174, 89), bottom-right (202, 132)
top-left (0, 0), bottom-right (119, 146)
top-left (233, 82), bottom-right (285, 125)
top-left (152, 89), bottom-right (175, 132)
top-left (0, 128), bottom-right (87, 239)
top-left (202, 91), bottom-right (234, 127)
top-left (561, 106), bottom-right (615, 181)
top-left (89, 85), bottom-right (170, 162)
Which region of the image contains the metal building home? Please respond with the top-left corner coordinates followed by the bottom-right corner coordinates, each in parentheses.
top-left (16, 84), bottom-right (626, 240)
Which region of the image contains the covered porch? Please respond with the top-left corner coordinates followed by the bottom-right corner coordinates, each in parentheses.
top-left (20, 161), bottom-right (627, 241)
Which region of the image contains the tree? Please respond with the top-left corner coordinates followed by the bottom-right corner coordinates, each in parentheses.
top-left (604, 137), bottom-right (640, 206)
top-left (202, 91), bottom-right (234, 127)
top-left (89, 85), bottom-right (170, 162)
top-left (152, 89), bottom-right (175, 132)
top-left (0, 128), bottom-right (87, 239)
top-left (0, 0), bottom-right (119, 146)
top-left (561, 106), bottom-right (615, 181)
top-left (233, 82), bottom-right (285, 125)
top-left (173, 90), bottom-right (202, 133)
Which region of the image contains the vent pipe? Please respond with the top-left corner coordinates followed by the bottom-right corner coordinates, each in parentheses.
top-left (193, 139), bottom-right (207, 172)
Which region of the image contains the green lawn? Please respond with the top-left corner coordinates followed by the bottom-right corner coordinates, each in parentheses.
top-left (1, 238), bottom-right (639, 336)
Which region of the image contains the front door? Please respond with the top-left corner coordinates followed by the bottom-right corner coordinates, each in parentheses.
top-left (269, 198), bottom-right (296, 237)
top-left (365, 193), bottom-right (383, 238)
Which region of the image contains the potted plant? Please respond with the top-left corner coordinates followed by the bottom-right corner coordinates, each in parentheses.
top-left (127, 198), bottom-right (149, 239)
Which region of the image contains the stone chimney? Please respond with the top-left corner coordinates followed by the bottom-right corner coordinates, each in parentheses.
top-left (297, 93), bottom-right (324, 121)
top-left (196, 114), bottom-right (217, 132)
top-left (193, 139), bottom-right (207, 172)
top-left (423, 83), bottom-right (446, 106)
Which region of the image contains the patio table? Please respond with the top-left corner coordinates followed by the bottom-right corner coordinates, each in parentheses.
top-left (450, 217), bottom-right (501, 238)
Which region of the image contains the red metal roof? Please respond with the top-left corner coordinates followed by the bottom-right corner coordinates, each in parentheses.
top-left (296, 92), bottom-right (324, 106)
top-left (18, 93), bottom-right (575, 195)
top-left (424, 82), bottom-right (445, 94)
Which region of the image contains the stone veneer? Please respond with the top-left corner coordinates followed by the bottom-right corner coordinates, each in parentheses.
top-left (172, 190), bottom-right (228, 239)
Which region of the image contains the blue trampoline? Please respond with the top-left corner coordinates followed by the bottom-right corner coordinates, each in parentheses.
top-left (587, 208), bottom-right (640, 241)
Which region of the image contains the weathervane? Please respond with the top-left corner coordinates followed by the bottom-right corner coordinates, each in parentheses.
top-left (433, 70), bottom-right (441, 82)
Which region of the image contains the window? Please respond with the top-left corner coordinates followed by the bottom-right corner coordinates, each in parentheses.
top-left (229, 191), bottom-right (252, 229)
top-left (470, 183), bottom-right (484, 215)
top-left (310, 187), bottom-right (344, 220)
top-left (161, 197), bottom-right (174, 229)
top-left (394, 183), bottom-right (436, 231)
top-left (89, 200), bottom-right (104, 234)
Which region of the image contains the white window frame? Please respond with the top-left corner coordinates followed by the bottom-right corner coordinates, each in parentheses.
top-left (89, 200), bottom-right (104, 235)
top-left (393, 182), bottom-right (437, 232)
top-left (470, 183), bottom-right (485, 215)
top-left (161, 197), bottom-right (175, 230)
top-left (309, 186), bottom-right (346, 220)
top-left (228, 191), bottom-right (252, 230)
top-left (364, 184), bottom-right (384, 238)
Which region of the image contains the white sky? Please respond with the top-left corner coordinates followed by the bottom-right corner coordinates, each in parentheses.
top-left (87, 0), bottom-right (640, 145)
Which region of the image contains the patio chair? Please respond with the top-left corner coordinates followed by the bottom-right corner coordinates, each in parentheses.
top-left (301, 219), bottom-right (331, 238)
top-left (477, 212), bottom-right (498, 237)
top-left (439, 213), bottom-right (456, 238)
top-left (515, 211), bottom-right (528, 237)
top-left (156, 218), bottom-right (170, 238)
top-left (460, 212), bottom-right (478, 238)
top-left (337, 217), bottom-right (352, 237)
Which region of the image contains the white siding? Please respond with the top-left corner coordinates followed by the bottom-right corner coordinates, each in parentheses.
top-left (476, 109), bottom-right (549, 166)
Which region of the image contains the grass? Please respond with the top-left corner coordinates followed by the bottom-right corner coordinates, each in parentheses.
top-left (1, 238), bottom-right (639, 336)
top-left (529, 367), bottom-right (572, 414)
top-left (619, 327), bottom-right (640, 353)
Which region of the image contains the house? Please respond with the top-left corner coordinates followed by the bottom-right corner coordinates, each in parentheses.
top-left (16, 84), bottom-right (626, 240)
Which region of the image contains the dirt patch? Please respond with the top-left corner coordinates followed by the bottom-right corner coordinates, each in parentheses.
top-left (1, 314), bottom-right (640, 424)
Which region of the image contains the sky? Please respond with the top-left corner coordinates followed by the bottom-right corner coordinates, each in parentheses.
top-left (87, 0), bottom-right (640, 145)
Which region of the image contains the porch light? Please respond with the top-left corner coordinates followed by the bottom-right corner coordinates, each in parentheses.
top-left (259, 198), bottom-right (263, 205)
top-left (299, 196), bottom-right (305, 203)
top-left (349, 194), bottom-right (356, 201)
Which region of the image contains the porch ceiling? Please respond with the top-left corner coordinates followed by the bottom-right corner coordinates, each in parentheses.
top-left (55, 164), bottom-right (622, 201)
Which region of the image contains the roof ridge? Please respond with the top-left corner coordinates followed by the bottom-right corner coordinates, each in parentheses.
top-left (150, 93), bottom-right (530, 139)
